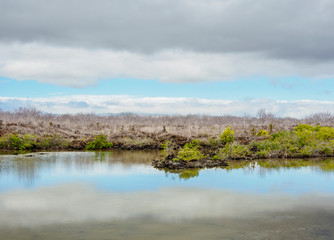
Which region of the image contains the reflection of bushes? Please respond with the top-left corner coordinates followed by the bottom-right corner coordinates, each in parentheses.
top-left (179, 169), bottom-right (200, 179)
top-left (225, 160), bottom-right (255, 170)
top-left (160, 158), bottom-right (334, 180)
top-left (319, 159), bottom-right (334, 171)
top-left (159, 168), bottom-right (201, 180)
top-left (256, 158), bottom-right (334, 172)
top-left (227, 158), bottom-right (334, 172)
top-left (257, 159), bottom-right (312, 168)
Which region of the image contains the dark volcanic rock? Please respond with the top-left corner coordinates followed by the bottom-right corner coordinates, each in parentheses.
top-left (152, 156), bottom-right (228, 170)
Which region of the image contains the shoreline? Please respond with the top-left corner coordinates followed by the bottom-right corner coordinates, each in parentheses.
top-left (1, 121), bottom-right (334, 170)
top-left (1, 147), bottom-right (334, 171)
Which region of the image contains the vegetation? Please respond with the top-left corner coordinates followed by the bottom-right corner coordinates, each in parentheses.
top-left (122, 137), bottom-right (154, 148)
top-left (213, 142), bottom-right (250, 160)
top-left (40, 134), bottom-right (70, 149)
top-left (1, 107), bottom-right (334, 162)
top-left (157, 124), bottom-right (334, 167)
top-left (207, 137), bottom-right (219, 148)
top-left (252, 124), bottom-right (334, 158)
top-left (0, 133), bottom-right (69, 150)
top-left (85, 134), bottom-right (113, 150)
top-left (219, 127), bottom-right (235, 144)
top-left (0, 133), bottom-right (38, 150)
top-left (173, 139), bottom-right (206, 161)
top-left (256, 129), bottom-right (269, 137)
top-left (161, 140), bottom-right (176, 159)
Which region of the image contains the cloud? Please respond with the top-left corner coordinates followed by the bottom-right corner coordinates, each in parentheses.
top-left (1, 184), bottom-right (333, 227)
top-left (0, 1), bottom-right (334, 86)
top-left (1, 43), bottom-right (334, 88)
top-left (1, 95), bottom-right (333, 117)
top-left (1, 0), bottom-right (334, 61)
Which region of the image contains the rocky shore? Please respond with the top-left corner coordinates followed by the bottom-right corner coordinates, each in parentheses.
top-left (152, 155), bottom-right (228, 169)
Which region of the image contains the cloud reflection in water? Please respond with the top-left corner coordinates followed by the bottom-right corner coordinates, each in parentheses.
top-left (1, 183), bottom-right (333, 227)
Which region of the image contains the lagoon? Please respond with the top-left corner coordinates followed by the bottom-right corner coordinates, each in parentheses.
top-left (1, 151), bottom-right (334, 239)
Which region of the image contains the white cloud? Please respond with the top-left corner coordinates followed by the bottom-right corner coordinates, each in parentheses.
top-left (1, 0), bottom-right (334, 62)
top-left (1, 43), bottom-right (334, 88)
top-left (1, 95), bottom-right (333, 118)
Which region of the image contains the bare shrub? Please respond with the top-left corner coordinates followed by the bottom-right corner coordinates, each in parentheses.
top-left (0, 107), bottom-right (333, 140)
top-left (305, 112), bottom-right (334, 125)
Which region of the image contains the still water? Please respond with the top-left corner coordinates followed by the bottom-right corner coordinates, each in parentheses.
top-left (0, 151), bottom-right (334, 240)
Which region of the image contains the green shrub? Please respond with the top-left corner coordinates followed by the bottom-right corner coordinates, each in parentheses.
top-left (316, 126), bottom-right (334, 141)
top-left (252, 140), bottom-right (280, 152)
top-left (313, 142), bottom-right (334, 156)
top-left (294, 124), bottom-right (315, 132)
top-left (213, 143), bottom-right (250, 160)
top-left (174, 139), bottom-right (205, 161)
top-left (208, 137), bottom-right (219, 148)
top-left (256, 149), bottom-right (270, 158)
top-left (0, 134), bottom-right (22, 150)
top-left (161, 140), bottom-right (176, 159)
top-left (219, 127), bottom-right (235, 144)
top-left (299, 145), bottom-right (314, 157)
top-left (256, 129), bottom-right (270, 137)
top-left (251, 125), bottom-right (334, 158)
top-left (85, 134), bottom-right (113, 150)
top-left (40, 134), bottom-right (69, 149)
top-left (251, 127), bottom-right (256, 136)
top-left (21, 134), bottom-right (38, 150)
top-left (0, 133), bottom-right (37, 150)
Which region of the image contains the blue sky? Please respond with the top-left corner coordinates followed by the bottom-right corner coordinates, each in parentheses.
top-left (1, 76), bottom-right (333, 101)
top-left (0, 0), bottom-right (334, 117)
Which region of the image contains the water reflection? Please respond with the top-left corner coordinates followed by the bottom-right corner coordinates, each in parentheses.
top-left (1, 152), bottom-right (334, 192)
top-left (159, 158), bottom-right (334, 180)
top-left (1, 152), bottom-right (334, 239)
top-left (0, 150), bottom-right (160, 188)
top-left (1, 183), bottom-right (333, 228)
top-left (160, 168), bottom-right (201, 180)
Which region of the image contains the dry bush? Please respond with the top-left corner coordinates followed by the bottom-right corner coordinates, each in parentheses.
top-left (0, 107), bottom-right (333, 140)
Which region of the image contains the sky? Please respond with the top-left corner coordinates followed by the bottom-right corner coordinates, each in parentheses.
top-left (0, 0), bottom-right (334, 117)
